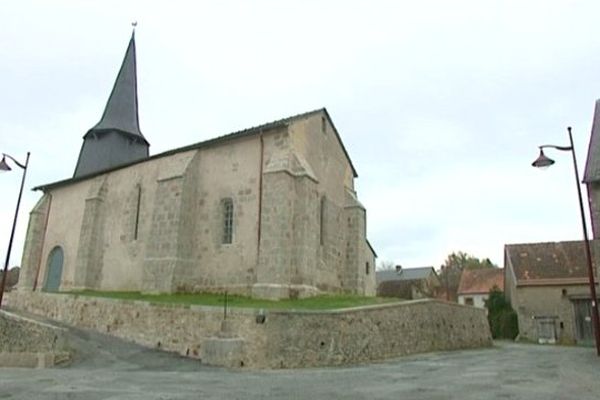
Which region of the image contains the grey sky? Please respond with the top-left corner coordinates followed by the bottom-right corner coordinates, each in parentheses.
top-left (2, 0), bottom-right (600, 271)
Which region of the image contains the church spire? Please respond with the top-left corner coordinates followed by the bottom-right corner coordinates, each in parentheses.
top-left (88, 29), bottom-right (146, 142)
top-left (584, 99), bottom-right (600, 184)
top-left (74, 29), bottom-right (150, 178)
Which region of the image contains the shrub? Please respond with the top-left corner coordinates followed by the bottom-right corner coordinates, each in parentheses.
top-left (486, 287), bottom-right (519, 340)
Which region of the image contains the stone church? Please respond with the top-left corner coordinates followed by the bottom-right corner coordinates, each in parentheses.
top-left (17, 32), bottom-right (376, 300)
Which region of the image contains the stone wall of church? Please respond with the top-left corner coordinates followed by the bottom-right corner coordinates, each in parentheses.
top-left (73, 177), bottom-right (108, 289)
top-left (254, 126), bottom-right (324, 299)
top-left (289, 113), bottom-right (354, 197)
top-left (34, 179), bottom-right (88, 290)
top-left (17, 195), bottom-right (51, 291)
top-left (24, 150), bottom-right (199, 293)
top-left (344, 203), bottom-right (369, 293)
top-left (182, 134), bottom-right (263, 294)
top-left (288, 112), bottom-right (376, 296)
top-left (20, 112), bottom-right (374, 299)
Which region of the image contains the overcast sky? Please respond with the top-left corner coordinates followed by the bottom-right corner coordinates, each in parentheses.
top-left (2, 0), bottom-right (600, 272)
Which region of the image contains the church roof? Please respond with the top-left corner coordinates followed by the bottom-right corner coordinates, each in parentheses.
top-left (87, 31), bottom-right (148, 144)
top-left (583, 99), bottom-right (600, 183)
top-left (35, 108), bottom-right (358, 191)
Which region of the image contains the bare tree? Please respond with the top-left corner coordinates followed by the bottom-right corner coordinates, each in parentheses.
top-left (377, 260), bottom-right (396, 271)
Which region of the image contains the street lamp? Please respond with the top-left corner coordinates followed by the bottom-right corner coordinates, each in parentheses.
top-left (532, 127), bottom-right (600, 356)
top-left (0, 152), bottom-right (30, 308)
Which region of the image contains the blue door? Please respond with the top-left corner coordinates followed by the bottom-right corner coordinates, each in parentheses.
top-left (44, 246), bottom-right (63, 292)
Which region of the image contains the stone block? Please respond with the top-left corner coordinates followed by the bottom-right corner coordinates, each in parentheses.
top-left (201, 337), bottom-right (246, 368)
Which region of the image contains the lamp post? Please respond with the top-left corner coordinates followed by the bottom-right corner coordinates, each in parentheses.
top-left (532, 127), bottom-right (600, 356)
top-left (0, 152), bottom-right (30, 308)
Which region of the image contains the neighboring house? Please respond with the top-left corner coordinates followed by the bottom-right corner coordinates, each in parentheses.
top-left (457, 268), bottom-right (504, 309)
top-left (376, 266), bottom-right (440, 299)
top-left (504, 241), bottom-right (599, 345)
top-left (16, 32), bottom-right (376, 300)
top-left (500, 98), bottom-right (600, 345)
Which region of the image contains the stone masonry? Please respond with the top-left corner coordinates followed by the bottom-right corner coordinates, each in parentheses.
top-left (19, 109), bottom-right (376, 299)
top-left (0, 310), bottom-right (71, 368)
top-left (6, 291), bottom-right (492, 369)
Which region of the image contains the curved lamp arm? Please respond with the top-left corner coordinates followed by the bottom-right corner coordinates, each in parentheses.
top-left (539, 144), bottom-right (573, 151)
top-left (1, 153), bottom-right (27, 170)
top-left (538, 127), bottom-right (575, 152)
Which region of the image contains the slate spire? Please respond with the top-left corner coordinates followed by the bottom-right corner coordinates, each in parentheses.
top-left (89, 30), bottom-right (146, 141)
top-left (583, 99), bottom-right (600, 183)
top-left (74, 29), bottom-right (150, 178)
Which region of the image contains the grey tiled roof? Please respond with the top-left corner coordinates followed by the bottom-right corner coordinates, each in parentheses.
top-left (88, 32), bottom-right (148, 144)
top-left (376, 266), bottom-right (435, 283)
top-left (583, 99), bottom-right (600, 183)
top-left (35, 108), bottom-right (357, 191)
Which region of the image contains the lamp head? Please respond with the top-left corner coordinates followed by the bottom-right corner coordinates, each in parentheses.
top-left (532, 148), bottom-right (555, 169)
top-left (0, 155), bottom-right (11, 172)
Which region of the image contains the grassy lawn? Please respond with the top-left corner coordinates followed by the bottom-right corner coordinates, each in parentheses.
top-left (65, 290), bottom-right (399, 310)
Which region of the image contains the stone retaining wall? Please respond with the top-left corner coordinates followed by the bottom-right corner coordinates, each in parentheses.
top-left (0, 310), bottom-right (71, 368)
top-left (6, 292), bottom-right (492, 368)
top-left (260, 300), bottom-right (492, 368)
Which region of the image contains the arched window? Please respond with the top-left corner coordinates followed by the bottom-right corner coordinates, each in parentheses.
top-left (44, 246), bottom-right (64, 292)
top-left (222, 198), bottom-right (234, 244)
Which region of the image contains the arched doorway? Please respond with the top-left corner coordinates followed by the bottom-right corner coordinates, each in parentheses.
top-left (44, 246), bottom-right (63, 292)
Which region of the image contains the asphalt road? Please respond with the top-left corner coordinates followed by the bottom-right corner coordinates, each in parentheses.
top-left (1, 323), bottom-right (599, 400)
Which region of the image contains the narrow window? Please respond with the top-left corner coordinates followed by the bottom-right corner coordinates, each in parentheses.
top-left (320, 196), bottom-right (326, 245)
top-left (365, 262), bottom-right (370, 275)
top-left (134, 184), bottom-right (142, 240)
top-left (222, 198), bottom-right (234, 244)
top-left (321, 116), bottom-right (327, 134)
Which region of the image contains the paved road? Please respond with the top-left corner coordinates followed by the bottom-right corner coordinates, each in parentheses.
top-left (1, 323), bottom-right (599, 400)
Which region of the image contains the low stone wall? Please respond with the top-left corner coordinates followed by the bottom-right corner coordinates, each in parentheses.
top-left (6, 292), bottom-right (492, 369)
top-left (0, 310), bottom-right (71, 368)
top-left (6, 292), bottom-right (237, 360)
top-left (260, 300), bottom-right (492, 368)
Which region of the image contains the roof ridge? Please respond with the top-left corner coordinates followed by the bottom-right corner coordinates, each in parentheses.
top-left (34, 107), bottom-right (349, 191)
top-left (505, 239), bottom-right (588, 248)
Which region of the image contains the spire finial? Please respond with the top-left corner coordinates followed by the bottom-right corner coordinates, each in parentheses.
top-left (131, 21), bottom-right (137, 36)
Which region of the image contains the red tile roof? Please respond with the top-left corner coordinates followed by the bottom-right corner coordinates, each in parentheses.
top-left (457, 268), bottom-right (504, 295)
top-left (505, 241), bottom-right (596, 284)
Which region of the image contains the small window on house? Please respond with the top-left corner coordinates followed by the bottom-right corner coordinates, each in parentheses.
top-left (366, 262), bottom-right (370, 275)
top-left (465, 297), bottom-right (474, 306)
top-left (222, 198), bottom-right (234, 244)
top-left (321, 116), bottom-right (326, 134)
